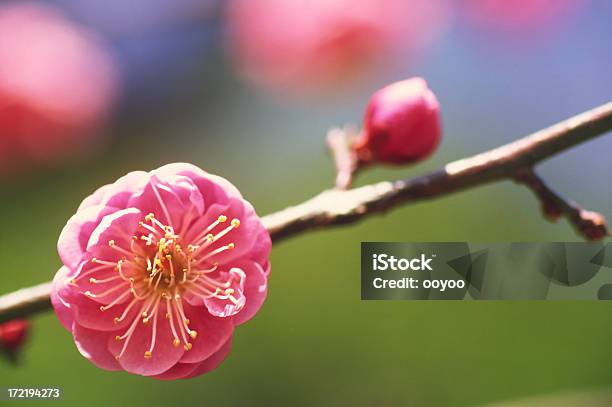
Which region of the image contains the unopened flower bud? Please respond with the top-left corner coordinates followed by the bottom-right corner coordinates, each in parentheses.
top-left (354, 77), bottom-right (441, 165)
top-left (0, 319), bottom-right (29, 352)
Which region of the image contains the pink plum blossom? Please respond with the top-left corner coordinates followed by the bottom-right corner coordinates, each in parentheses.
top-left (226, 0), bottom-right (451, 96)
top-left (0, 2), bottom-right (118, 174)
top-left (354, 78), bottom-right (441, 165)
top-left (51, 163), bottom-right (271, 379)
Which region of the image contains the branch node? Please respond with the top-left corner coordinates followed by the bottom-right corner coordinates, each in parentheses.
top-left (514, 167), bottom-right (609, 241)
top-left (326, 126), bottom-right (359, 190)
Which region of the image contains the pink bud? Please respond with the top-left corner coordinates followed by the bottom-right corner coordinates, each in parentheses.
top-left (355, 78), bottom-right (441, 165)
top-left (0, 319), bottom-right (29, 352)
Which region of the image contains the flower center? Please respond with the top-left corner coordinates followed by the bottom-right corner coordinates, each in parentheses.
top-left (71, 207), bottom-right (241, 361)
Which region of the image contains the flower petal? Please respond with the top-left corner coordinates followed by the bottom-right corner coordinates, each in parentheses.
top-left (152, 336), bottom-right (233, 380)
top-left (127, 174), bottom-right (204, 235)
top-left (78, 170), bottom-right (148, 211)
top-left (232, 260), bottom-right (269, 326)
top-left (247, 227), bottom-right (272, 265)
top-left (182, 202), bottom-right (230, 245)
top-left (71, 294), bottom-right (136, 332)
top-left (86, 208), bottom-right (142, 261)
top-left (77, 184), bottom-right (114, 211)
top-left (154, 162), bottom-right (242, 201)
top-left (202, 267), bottom-right (246, 318)
top-left (181, 337), bottom-right (233, 379)
top-left (57, 204), bottom-right (117, 271)
top-left (186, 199), bottom-right (270, 265)
top-left (108, 302), bottom-right (185, 376)
top-left (179, 304), bottom-right (234, 364)
top-left (150, 360), bottom-right (200, 380)
top-left (72, 266), bottom-right (132, 306)
top-left (51, 266), bottom-right (75, 331)
top-left (73, 324), bottom-right (121, 371)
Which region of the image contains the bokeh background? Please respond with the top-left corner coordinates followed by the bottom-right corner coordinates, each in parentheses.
top-left (1, 0), bottom-right (612, 406)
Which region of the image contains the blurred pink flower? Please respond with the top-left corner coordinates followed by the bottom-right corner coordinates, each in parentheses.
top-left (226, 0), bottom-right (450, 96)
top-left (355, 78), bottom-right (441, 165)
top-left (462, 0), bottom-right (584, 36)
top-left (0, 319), bottom-right (29, 352)
top-left (51, 163), bottom-right (271, 379)
top-left (0, 2), bottom-right (119, 173)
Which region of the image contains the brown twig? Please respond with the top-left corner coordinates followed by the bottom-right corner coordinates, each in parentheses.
top-left (326, 126), bottom-right (359, 189)
top-left (0, 282), bottom-right (53, 323)
top-left (1, 102), bottom-right (611, 322)
top-left (514, 168), bottom-right (608, 240)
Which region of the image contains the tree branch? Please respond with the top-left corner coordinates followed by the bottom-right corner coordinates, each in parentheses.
top-left (0, 282), bottom-right (53, 323)
top-left (1, 101), bottom-right (611, 322)
top-left (266, 102), bottom-right (612, 241)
